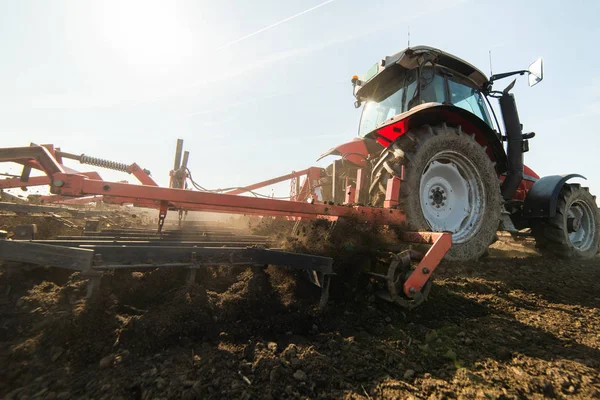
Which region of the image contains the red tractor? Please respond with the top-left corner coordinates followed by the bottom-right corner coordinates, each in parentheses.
top-left (319, 46), bottom-right (599, 261)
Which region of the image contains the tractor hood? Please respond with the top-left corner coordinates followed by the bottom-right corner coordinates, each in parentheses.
top-left (355, 45), bottom-right (489, 101)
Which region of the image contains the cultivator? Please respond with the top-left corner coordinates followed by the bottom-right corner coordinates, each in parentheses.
top-left (0, 140), bottom-right (451, 308)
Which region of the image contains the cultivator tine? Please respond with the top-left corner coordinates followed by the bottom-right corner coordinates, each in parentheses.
top-left (306, 269), bottom-right (332, 310)
top-left (367, 232), bottom-right (451, 309)
top-left (20, 164), bottom-right (32, 184)
top-left (185, 252), bottom-right (199, 286)
top-left (325, 219), bottom-right (339, 240)
top-left (318, 274), bottom-right (331, 310)
top-left (385, 251), bottom-right (412, 300)
top-left (291, 219), bottom-right (303, 236)
top-left (83, 269), bottom-right (103, 299)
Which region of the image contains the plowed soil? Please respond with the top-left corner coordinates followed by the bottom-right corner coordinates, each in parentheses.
top-left (1, 219), bottom-right (599, 400)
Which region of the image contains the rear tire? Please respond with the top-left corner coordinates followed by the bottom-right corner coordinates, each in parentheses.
top-left (369, 124), bottom-right (501, 261)
top-left (531, 184), bottom-right (599, 259)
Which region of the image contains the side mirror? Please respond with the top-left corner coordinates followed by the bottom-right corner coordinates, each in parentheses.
top-left (528, 57), bottom-right (543, 87)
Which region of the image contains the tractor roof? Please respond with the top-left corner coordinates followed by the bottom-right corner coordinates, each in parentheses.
top-left (356, 45), bottom-right (489, 100)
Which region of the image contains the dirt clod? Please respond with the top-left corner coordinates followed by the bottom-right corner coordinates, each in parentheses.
top-left (267, 341), bottom-right (278, 353)
top-left (293, 370), bottom-right (308, 381)
top-left (99, 355), bottom-right (115, 369)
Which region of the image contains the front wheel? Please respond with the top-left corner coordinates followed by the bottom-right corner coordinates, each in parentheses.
top-left (531, 184), bottom-right (599, 259)
top-left (369, 124), bottom-right (501, 261)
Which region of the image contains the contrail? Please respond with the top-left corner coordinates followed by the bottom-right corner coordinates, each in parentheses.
top-left (216, 0), bottom-right (337, 50)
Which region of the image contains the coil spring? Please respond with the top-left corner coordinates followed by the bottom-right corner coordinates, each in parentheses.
top-left (80, 154), bottom-right (130, 173)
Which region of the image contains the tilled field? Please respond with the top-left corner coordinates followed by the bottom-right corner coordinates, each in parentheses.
top-left (1, 224), bottom-right (599, 399)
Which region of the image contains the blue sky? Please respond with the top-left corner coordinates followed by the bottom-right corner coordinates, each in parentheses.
top-left (1, 0), bottom-right (599, 201)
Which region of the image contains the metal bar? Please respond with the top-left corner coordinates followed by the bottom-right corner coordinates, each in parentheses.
top-left (81, 230), bottom-right (267, 238)
top-left (28, 240), bottom-right (271, 247)
top-left (90, 227), bottom-right (248, 233)
top-left (224, 169), bottom-right (311, 195)
top-left (59, 235), bottom-right (270, 243)
top-left (0, 175), bottom-right (51, 189)
top-left (55, 150), bottom-right (80, 161)
top-left (355, 168), bottom-right (367, 204)
top-left (0, 239), bottom-right (94, 271)
top-left (402, 232), bottom-right (452, 297)
top-left (104, 194), bottom-right (330, 218)
top-left (181, 151), bottom-right (190, 170)
top-left (0, 201), bottom-right (111, 216)
top-left (52, 173), bottom-right (407, 225)
top-left (78, 231), bottom-right (260, 237)
top-left (94, 262), bottom-right (205, 270)
top-left (0, 146), bottom-right (65, 176)
top-left (344, 183), bottom-right (356, 204)
top-left (384, 176), bottom-right (401, 208)
top-left (83, 245), bottom-right (333, 273)
top-left (173, 139), bottom-right (184, 170)
top-left (128, 163), bottom-right (158, 186)
top-left (39, 195), bottom-right (102, 205)
top-left (294, 167), bottom-right (321, 202)
top-left (20, 164), bottom-right (32, 183)
top-left (332, 159), bottom-right (343, 204)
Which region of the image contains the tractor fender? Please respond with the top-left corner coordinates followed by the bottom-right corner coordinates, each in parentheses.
top-left (522, 174), bottom-right (586, 218)
top-left (370, 103), bottom-right (508, 174)
top-left (317, 137), bottom-right (382, 167)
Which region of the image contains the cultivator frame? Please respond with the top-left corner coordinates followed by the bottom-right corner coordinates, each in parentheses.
top-left (0, 141), bottom-right (451, 308)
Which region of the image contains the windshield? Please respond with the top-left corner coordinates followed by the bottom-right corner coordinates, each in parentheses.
top-left (358, 67), bottom-right (445, 137)
top-left (358, 66), bottom-right (492, 137)
top-left (358, 70), bottom-right (416, 137)
top-left (447, 74), bottom-right (492, 126)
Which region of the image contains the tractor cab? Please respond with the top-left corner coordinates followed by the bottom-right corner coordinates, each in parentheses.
top-left (354, 46), bottom-right (493, 137)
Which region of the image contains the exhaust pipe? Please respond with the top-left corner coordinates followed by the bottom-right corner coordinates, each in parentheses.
top-left (499, 80), bottom-right (524, 200)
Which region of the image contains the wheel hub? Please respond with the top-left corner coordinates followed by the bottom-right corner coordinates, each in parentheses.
top-left (568, 200), bottom-right (596, 251)
top-left (420, 152), bottom-right (485, 244)
top-left (567, 217), bottom-right (581, 233)
top-left (430, 187), bottom-right (446, 207)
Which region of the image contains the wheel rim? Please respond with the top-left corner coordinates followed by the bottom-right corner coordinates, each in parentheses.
top-left (567, 199), bottom-right (596, 251)
top-left (419, 150), bottom-right (486, 243)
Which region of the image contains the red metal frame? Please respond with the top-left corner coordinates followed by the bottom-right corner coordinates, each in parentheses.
top-left (355, 168), bottom-right (367, 204)
top-left (345, 183), bottom-right (356, 204)
top-left (38, 195), bottom-right (103, 205)
top-left (0, 145), bottom-right (407, 225)
top-left (0, 175), bottom-right (52, 189)
top-left (224, 167), bottom-right (321, 202)
top-left (399, 232), bottom-right (452, 298)
top-left (384, 176), bottom-right (402, 208)
top-left (51, 172), bottom-right (408, 224)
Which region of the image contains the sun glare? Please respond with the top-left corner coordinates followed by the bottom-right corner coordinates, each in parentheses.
top-left (92, 1), bottom-right (194, 73)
